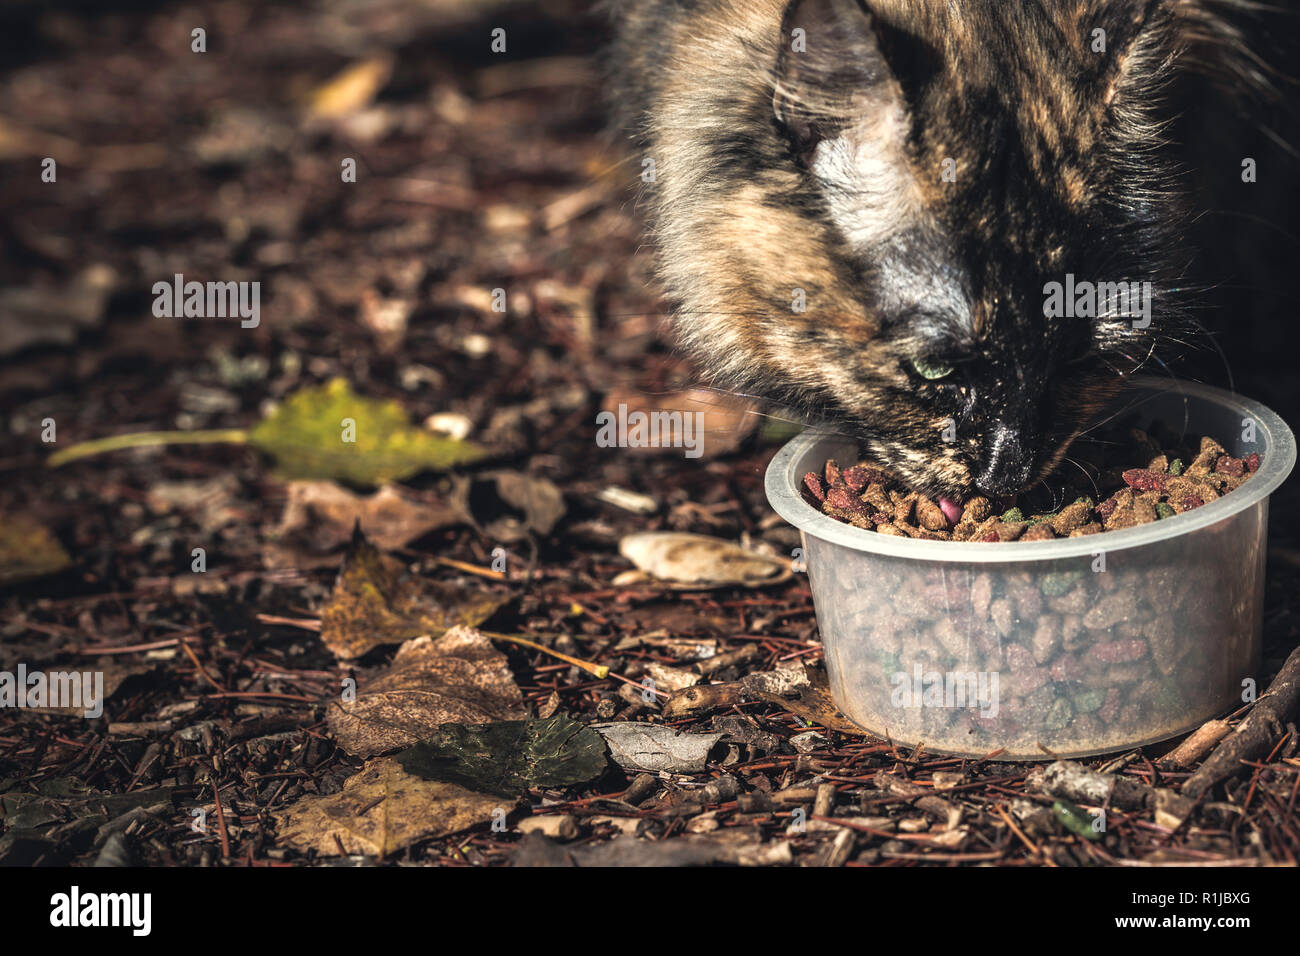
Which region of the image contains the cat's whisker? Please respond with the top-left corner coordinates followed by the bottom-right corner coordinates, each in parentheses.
top-left (1061, 456), bottom-right (1102, 501)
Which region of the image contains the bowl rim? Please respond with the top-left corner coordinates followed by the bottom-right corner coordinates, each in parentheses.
top-left (764, 377), bottom-right (1296, 564)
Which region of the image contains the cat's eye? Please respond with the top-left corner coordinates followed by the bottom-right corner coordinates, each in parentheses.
top-left (911, 358), bottom-right (954, 380)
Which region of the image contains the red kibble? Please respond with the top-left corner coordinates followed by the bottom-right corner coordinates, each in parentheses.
top-left (1179, 494), bottom-right (1205, 511)
top-left (980, 532), bottom-right (1000, 542)
top-left (841, 464), bottom-right (870, 493)
top-left (1004, 645), bottom-right (1035, 671)
top-left (1214, 455), bottom-right (1245, 477)
top-left (825, 486), bottom-right (872, 516)
top-left (803, 473), bottom-right (825, 503)
top-left (824, 459), bottom-right (842, 487)
top-left (1121, 468), bottom-right (1169, 492)
top-left (1245, 452), bottom-right (1261, 473)
top-left (1097, 495), bottom-right (1120, 520)
top-left (1098, 688), bottom-right (1121, 723)
top-left (1050, 656), bottom-right (1085, 683)
top-left (1093, 639), bottom-right (1146, 663)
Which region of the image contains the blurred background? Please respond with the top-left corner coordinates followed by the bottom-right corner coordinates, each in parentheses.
top-left (1, 0), bottom-right (1299, 575)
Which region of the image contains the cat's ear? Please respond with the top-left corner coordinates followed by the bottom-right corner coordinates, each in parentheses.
top-left (773, 0), bottom-right (908, 152)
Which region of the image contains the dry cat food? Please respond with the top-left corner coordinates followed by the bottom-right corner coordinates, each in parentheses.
top-left (802, 423), bottom-right (1260, 541)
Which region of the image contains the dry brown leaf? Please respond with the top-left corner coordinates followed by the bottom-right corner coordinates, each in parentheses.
top-left (328, 626), bottom-right (526, 756)
top-left (754, 666), bottom-right (866, 736)
top-left (307, 56), bottom-right (393, 120)
top-left (618, 532), bottom-right (789, 589)
top-left (273, 755), bottom-right (506, 857)
top-left (450, 470), bottom-right (566, 542)
top-left (318, 529), bottom-right (507, 659)
top-left (270, 481), bottom-right (461, 560)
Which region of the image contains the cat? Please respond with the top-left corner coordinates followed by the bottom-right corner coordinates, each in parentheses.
top-left (607, 0), bottom-right (1262, 503)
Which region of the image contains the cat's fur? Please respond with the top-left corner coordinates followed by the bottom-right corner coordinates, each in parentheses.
top-left (607, 0), bottom-right (1261, 499)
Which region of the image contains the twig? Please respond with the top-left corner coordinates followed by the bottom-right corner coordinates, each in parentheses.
top-left (1183, 644), bottom-right (1300, 798)
top-left (212, 782), bottom-right (232, 860)
top-left (480, 630), bottom-right (609, 678)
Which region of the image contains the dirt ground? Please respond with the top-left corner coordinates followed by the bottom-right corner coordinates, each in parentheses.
top-left (1, 0), bottom-right (1298, 867)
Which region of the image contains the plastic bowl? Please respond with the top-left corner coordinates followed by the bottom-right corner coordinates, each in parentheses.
top-left (765, 378), bottom-right (1295, 759)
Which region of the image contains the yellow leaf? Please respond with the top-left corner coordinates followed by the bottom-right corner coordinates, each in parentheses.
top-left (307, 56), bottom-right (393, 120)
top-left (273, 757), bottom-right (505, 857)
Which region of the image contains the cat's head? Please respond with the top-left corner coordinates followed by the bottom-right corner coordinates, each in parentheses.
top-left (643, 0), bottom-right (1246, 499)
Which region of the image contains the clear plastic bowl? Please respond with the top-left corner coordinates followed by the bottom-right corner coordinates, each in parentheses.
top-left (765, 378), bottom-right (1296, 759)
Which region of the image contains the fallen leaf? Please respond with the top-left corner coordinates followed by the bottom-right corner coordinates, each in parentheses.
top-left (145, 475), bottom-right (242, 531)
top-left (249, 378), bottom-right (486, 485)
top-left (752, 666), bottom-right (865, 736)
top-left (328, 627), bottom-right (526, 756)
top-left (591, 723), bottom-right (722, 774)
top-left (618, 532), bottom-right (789, 588)
top-left (319, 528), bottom-right (506, 659)
top-left (396, 714), bottom-right (608, 798)
top-left (307, 56), bottom-right (393, 120)
top-left (271, 481), bottom-right (462, 556)
top-left (451, 470), bottom-right (565, 542)
top-left (273, 756), bottom-right (504, 857)
top-left (0, 515), bottom-right (72, 585)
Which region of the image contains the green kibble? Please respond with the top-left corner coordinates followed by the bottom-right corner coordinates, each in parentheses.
top-left (1168, 459), bottom-right (1184, 475)
top-left (1041, 570), bottom-right (1083, 596)
top-left (1071, 496), bottom-right (1095, 508)
top-left (1156, 502), bottom-right (1176, 519)
top-left (1072, 689), bottom-right (1105, 714)
top-left (1044, 697), bottom-right (1073, 730)
top-left (1001, 507), bottom-right (1024, 523)
top-left (880, 651), bottom-right (900, 675)
top-left (1156, 680), bottom-right (1184, 711)
top-left (1052, 799), bottom-right (1102, 841)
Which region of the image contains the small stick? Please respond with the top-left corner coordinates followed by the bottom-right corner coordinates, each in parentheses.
top-left (994, 803), bottom-right (1047, 862)
top-left (1182, 645), bottom-right (1300, 798)
top-left (433, 556), bottom-right (506, 581)
top-left (180, 641), bottom-right (224, 692)
top-left (212, 783), bottom-right (232, 860)
top-left (480, 630), bottom-right (609, 679)
top-left (1157, 719), bottom-right (1231, 770)
top-left (255, 614), bottom-right (322, 631)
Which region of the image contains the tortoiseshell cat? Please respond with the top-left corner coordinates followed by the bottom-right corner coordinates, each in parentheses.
top-left (608, 0), bottom-right (1259, 502)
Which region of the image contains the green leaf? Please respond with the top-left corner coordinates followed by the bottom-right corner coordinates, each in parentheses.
top-left (249, 378), bottom-right (486, 484)
top-left (396, 714), bottom-right (608, 798)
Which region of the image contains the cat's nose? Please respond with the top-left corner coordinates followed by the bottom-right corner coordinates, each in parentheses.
top-left (974, 426), bottom-right (1035, 496)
